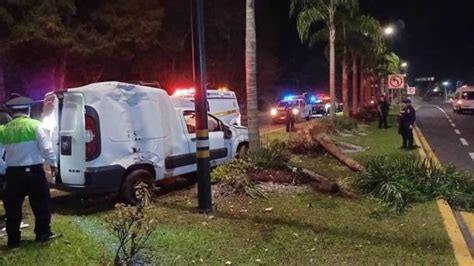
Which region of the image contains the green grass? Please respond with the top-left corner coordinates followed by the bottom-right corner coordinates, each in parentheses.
top-left (0, 204), bottom-right (110, 265)
top-left (0, 113), bottom-right (456, 264)
top-left (137, 191), bottom-right (454, 265)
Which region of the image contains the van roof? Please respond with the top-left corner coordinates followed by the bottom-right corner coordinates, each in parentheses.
top-left (51, 82), bottom-right (168, 99)
top-left (456, 86), bottom-right (474, 92)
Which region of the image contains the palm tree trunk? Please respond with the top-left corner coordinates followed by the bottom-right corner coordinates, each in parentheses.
top-left (329, 16), bottom-right (336, 120)
top-left (341, 56), bottom-right (349, 117)
top-left (0, 61), bottom-right (5, 103)
top-left (352, 56), bottom-right (358, 114)
top-left (245, 0), bottom-right (260, 152)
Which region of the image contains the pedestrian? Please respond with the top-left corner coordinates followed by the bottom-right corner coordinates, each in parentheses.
top-left (398, 99), bottom-right (418, 150)
top-left (377, 95), bottom-right (390, 129)
top-left (0, 96), bottom-right (58, 249)
top-left (285, 105), bottom-right (295, 132)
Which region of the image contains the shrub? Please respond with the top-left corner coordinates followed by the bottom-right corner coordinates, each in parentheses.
top-left (310, 119), bottom-right (336, 136)
top-left (353, 106), bottom-right (379, 122)
top-left (105, 183), bottom-right (157, 265)
top-left (287, 130), bottom-right (321, 155)
top-left (250, 139), bottom-right (290, 169)
top-left (334, 117), bottom-right (359, 132)
top-left (355, 155), bottom-right (474, 213)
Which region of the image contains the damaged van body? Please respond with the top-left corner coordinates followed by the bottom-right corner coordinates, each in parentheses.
top-left (42, 82), bottom-right (249, 203)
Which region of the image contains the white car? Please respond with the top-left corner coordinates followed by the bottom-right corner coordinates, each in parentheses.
top-left (173, 88), bottom-right (242, 126)
top-left (453, 86), bottom-right (474, 114)
top-left (42, 82), bottom-right (249, 203)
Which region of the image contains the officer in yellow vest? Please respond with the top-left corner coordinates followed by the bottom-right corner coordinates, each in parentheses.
top-left (0, 96), bottom-right (58, 248)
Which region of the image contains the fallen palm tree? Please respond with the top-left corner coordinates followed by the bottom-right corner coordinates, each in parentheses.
top-left (315, 133), bottom-right (365, 172)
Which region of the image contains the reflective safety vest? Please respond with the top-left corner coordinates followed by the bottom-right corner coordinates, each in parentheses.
top-left (0, 116), bottom-right (56, 167)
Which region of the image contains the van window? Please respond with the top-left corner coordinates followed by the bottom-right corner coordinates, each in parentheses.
top-left (461, 92), bottom-right (474, 100)
top-left (62, 102), bottom-right (79, 132)
top-left (183, 111), bottom-right (221, 133)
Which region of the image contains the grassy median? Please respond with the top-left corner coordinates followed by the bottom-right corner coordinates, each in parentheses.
top-left (0, 113), bottom-right (456, 264)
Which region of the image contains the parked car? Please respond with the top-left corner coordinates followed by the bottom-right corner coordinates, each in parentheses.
top-left (452, 85), bottom-right (474, 114)
top-left (42, 82), bottom-right (249, 204)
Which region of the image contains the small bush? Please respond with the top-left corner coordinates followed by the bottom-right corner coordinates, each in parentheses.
top-left (106, 183), bottom-right (157, 265)
top-left (310, 119), bottom-right (336, 136)
top-left (288, 130), bottom-right (321, 155)
top-left (250, 139), bottom-right (290, 169)
top-left (334, 117), bottom-right (359, 132)
top-left (355, 156), bottom-right (474, 213)
top-left (353, 106), bottom-right (378, 122)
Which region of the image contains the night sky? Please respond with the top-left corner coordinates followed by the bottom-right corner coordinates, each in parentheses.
top-left (258, 0), bottom-right (474, 88)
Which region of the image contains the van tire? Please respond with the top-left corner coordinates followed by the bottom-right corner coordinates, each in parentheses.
top-left (236, 143), bottom-right (249, 158)
top-left (120, 169), bottom-right (154, 205)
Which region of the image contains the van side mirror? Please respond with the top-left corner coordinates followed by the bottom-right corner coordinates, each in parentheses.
top-left (223, 125), bottom-right (232, 139)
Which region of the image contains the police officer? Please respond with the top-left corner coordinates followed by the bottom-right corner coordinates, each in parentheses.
top-left (377, 95), bottom-right (390, 129)
top-left (285, 105), bottom-right (295, 132)
top-left (0, 96), bottom-right (57, 248)
top-left (398, 99), bottom-right (418, 150)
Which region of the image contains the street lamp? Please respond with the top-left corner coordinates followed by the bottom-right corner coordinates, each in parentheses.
top-left (442, 81), bottom-right (449, 102)
top-left (401, 62), bottom-right (408, 68)
top-left (384, 26), bottom-right (395, 36)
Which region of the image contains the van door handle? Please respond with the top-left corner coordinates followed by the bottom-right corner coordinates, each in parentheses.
top-left (190, 138), bottom-right (196, 142)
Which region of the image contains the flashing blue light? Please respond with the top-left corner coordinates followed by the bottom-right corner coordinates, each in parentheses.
top-left (310, 96), bottom-right (317, 103)
top-left (283, 95), bottom-right (295, 101)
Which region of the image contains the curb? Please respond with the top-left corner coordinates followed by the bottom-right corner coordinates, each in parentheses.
top-left (413, 127), bottom-right (474, 266)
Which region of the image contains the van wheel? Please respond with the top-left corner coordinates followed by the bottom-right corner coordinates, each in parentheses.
top-left (236, 143), bottom-right (249, 158)
top-left (120, 169), bottom-right (154, 205)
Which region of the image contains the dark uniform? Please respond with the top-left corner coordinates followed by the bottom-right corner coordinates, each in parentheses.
top-left (0, 96), bottom-right (57, 248)
top-left (285, 107), bottom-right (295, 132)
top-left (377, 97), bottom-right (390, 129)
top-left (398, 99), bottom-right (416, 149)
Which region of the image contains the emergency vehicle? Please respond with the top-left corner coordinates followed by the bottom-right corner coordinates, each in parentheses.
top-left (452, 85), bottom-right (474, 114)
top-left (42, 82), bottom-right (249, 204)
top-left (173, 88), bottom-right (242, 126)
top-left (309, 95), bottom-right (342, 117)
top-left (270, 95), bottom-right (312, 123)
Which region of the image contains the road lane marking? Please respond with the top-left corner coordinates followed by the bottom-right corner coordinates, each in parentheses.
top-left (455, 129), bottom-right (461, 135)
top-left (469, 153), bottom-right (474, 161)
top-left (460, 138), bottom-right (469, 146)
top-left (452, 123), bottom-right (457, 128)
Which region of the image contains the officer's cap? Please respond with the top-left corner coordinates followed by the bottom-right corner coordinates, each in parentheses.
top-left (402, 99), bottom-right (411, 104)
top-left (5, 96), bottom-right (34, 110)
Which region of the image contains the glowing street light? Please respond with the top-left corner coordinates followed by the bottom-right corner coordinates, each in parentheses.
top-left (442, 81), bottom-right (450, 102)
top-left (401, 62), bottom-right (408, 68)
top-left (384, 26), bottom-right (395, 36)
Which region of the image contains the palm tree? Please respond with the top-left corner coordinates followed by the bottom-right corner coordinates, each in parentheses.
top-left (291, 0), bottom-right (358, 120)
top-left (246, 0), bottom-right (260, 152)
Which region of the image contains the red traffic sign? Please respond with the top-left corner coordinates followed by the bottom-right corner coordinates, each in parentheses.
top-left (388, 74), bottom-right (405, 89)
top-left (407, 87), bottom-right (416, 95)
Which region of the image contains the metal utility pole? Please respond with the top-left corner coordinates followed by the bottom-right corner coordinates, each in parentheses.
top-left (191, 0), bottom-right (212, 213)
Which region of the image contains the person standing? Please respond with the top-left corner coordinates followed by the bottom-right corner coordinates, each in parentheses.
top-left (0, 96), bottom-right (58, 248)
top-left (398, 99), bottom-right (418, 150)
top-left (377, 95), bottom-right (390, 129)
top-left (285, 105), bottom-right (295, 132)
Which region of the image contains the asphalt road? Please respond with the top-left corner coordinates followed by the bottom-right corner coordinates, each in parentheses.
top-left (416, 97), bottom-right (474, 173)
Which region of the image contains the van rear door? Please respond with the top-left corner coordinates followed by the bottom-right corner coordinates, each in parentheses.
top-left (58, 93), bottom-right (87, 186)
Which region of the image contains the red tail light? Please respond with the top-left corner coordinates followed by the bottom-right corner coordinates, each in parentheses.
top-left (85, 106), bottom-right (101, 161)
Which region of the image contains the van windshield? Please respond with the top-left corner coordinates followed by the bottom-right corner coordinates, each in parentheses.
top-left (461, 91), bottom-right (474, 100)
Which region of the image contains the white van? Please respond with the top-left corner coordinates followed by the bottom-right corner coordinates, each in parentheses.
top-left (452, 86), bottom-right (474, 114)
top-left (173, 88), bottom-right (241, 126)
top-left (42, 82), bottom-right (249, 203)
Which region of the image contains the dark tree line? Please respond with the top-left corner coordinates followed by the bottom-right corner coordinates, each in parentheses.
top-left (0, 0), bottom-right (282, 105)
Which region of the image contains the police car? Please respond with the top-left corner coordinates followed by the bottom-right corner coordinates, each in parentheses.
top-left (42, 82), bottom-right (249, 204)
top-left (270, 95), bottom-right (312, 123)
top-left (309, 95), bottom-right (342, 117)
top-left (173, 88), bottom-right (242, 126)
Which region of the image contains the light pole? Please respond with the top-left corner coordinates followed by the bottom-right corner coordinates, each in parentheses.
top-left (443, 81), bottom-right (449, 102)
top-left (401, 62), bottom-right (408, 68)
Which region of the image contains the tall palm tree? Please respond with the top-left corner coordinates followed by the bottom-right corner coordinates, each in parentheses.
top-left (246, 0), bottom-right (260, 152)
top-left (291, 0), bottom-right (358, 120)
